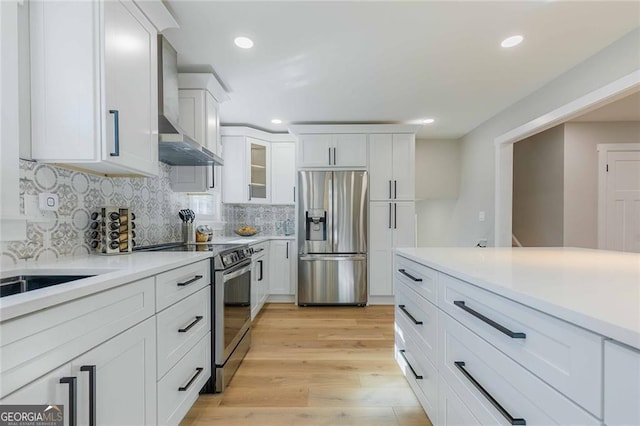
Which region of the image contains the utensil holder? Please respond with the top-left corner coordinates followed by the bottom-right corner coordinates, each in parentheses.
top-left (182, 223), bottom-right (195, 244)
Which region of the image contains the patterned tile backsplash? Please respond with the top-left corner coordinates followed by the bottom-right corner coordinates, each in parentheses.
top-left (1, 160), bottom-right (294, 266)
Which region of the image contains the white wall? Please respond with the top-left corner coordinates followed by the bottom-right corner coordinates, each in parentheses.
top-left (415, 139), bottom-right (460, 246)
top-left (451, 28), bottom-right (640, 246)
top-left (563, 121), bottom-right (640, 247)
top-left (512, 125), bottom-right (565, 247)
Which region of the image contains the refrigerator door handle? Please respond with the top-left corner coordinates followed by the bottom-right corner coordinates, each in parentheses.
top-left (389, 203), bottom-right (392, 229)
top-left (299, 255), bottom-right (367, 261)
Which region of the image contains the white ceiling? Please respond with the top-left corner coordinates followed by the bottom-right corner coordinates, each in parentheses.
top-left (571, 90), bottom-right (640, 122)
top-left (162, 1), bottom-right (640, 139)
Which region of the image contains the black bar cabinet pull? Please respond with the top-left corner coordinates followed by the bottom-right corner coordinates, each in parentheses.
top-left (286, 242), bottom-right (289, 259)
top-left (455, 361), bottom-right (526, 425)
top-left (209, 164), bottom-right (215, 189)
top-left (80, 365), bottom-right (96, 426)
top-left (248, 184), bottom-right (252, 201)
top-left (398, 305), bottom-right (423, 325)
top-left (60, 376), bottom-right (78, 426)
top-left (109, 110), bottom-right (120, 157)
top-left (258, 260), bottom-right (263, 281)
top-left (179, 316), bottom-right (203, 333)
top-left (398, 269), bottom-right (422, 282)
top-left (333, 147), bottom-right (336, 165)
top-left (388, 203), bottom-right (392, 229)
top-left (328, 147), bottom-right (332, 165)
top-left (399, 350), bottom-right (423, 380)
top-left (394, 180), bottom-right (397, 199)
top-left (453, 301), bottom-right (526, 339)
top-left (389, 180), bottom-right (392, 199)
top-left (177, 275), bottom-right (203, 287)
top-left (394, 202), bottom-right (397, 229)
top-left (178, 367), bottom-right (204, 391)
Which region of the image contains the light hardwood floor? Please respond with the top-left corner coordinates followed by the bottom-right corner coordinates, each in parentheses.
top-left (181, 304), bottom-right (432, 426)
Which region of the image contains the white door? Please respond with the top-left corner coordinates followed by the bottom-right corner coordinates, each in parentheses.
top-left (271, 143), bottom-right (296, 204)
top-left (222, 136), bottom-right (247, 203)
top-left (178, 89), bottom-right (204, 143)
top-left (604, 341), bottom-right (640, 426)
top-left (205, 91), bottom-right (220, 154)
top-left (299, 135), bottom-right (332, 167)
top-left (369, 202), bottom-right (394, 296)
top-left (333, 134), bottom-right (367, 167)
top-left (392, 134), bottom-right (415, 201)
top-left (269, 240), bottom-right (293, 295)
top-left (0, 365), bottom-right (71, 425)
top-left (250, 257), bottom-right (260, 320)
top-left (369, 134), bottom-right (394, 200)
top-left (601, 150), bottom-right (640, 252)
top-left (247, 138), bottom-right (271, 204)
top-left (103, 0), bottom-right (157, 176)
top-left (71, 318), bottom-right (156, 426)
top-left (393, 202), bottom-right (416, 248)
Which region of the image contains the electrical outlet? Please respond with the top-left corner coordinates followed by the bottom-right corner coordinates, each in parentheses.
top-left (478, 211), bottom-right (485, 222)
top-left (476, 238), bottom-right (488, 248)
top-left (39, 193), bottom-right (59, 211)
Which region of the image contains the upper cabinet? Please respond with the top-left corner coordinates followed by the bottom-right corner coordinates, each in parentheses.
top-left (298, 134), bottom-right (367, 168)
top-left (30, 0), bottom-right (160, 177)
top-left (369, 134), bottom-right (415, 201)
top-left (271, 143), bottom-right (296, 205)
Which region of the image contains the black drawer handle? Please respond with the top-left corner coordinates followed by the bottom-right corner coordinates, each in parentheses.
top-left (398, 269), bottom-right (422, 282)
top-left (178, 367), bottom-right (204, 391)
top-left (399, 350), bottom-right (423, 380)
top-left (60, 376), bottom-right (77, 426)
top-left (454, 301), bottom-right (526, 339)
top-left (178, 316), bottom-right (203, 333)
top-left (455, 361), bottom-right (526, 425)
top-left (80, 365), bottom-right (96, 426)
top-left (177, 275), bottom-right (203, 287)
top-left (398, 305), bottom-right (423, 325)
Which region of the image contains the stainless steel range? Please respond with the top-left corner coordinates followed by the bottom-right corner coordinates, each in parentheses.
top-left (135, 242), bottom-right (252, 393)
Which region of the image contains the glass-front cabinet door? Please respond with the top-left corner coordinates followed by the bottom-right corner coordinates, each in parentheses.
top-left (246, 137), bottom-right (270, 203)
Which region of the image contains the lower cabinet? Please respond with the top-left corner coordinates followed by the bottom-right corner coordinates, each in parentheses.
top-left (250, 242), bottom-right (269, 320)
top-left (269, 240), bottom-right (294, 298)
top-left (604, 340), bottom-right (640, 425)
top-left (1, 318), bottom-right (157, 426)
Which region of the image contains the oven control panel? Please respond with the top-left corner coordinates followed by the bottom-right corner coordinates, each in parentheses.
top-left (220, 246), bottom-right (253, 268)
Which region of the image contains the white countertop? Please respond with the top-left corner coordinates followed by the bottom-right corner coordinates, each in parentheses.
top-left (395, 247), bottom-right (640, 349)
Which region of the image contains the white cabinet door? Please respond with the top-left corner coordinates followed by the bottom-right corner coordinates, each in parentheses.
top-left (178, 89), bottom-right (205, 144)
top-left (393, 202), bottom-right (416, 248)
top-left (247, 138), bottom-right (271, 204)
top-left (222, 136), bottom-right (248, 203)
top-left (251, 248), bottom-right (268, 320)
top-left (103, 0), bottom-right (157, 176)
top-left (299, 135), bottom-right (332, 167)
top-left (0, 364), bottom-right (71, 424)
top-left (271, 143), bottom-right (296, 204)
top-left (438, 374), bottom-right (480, 426)
top-left (605, 341), bottom-right (640, 426)
top-left (369, 202), bottom-right (394, 296)
top-left (369, 134), bottom-right (394, 201)
top-left (333, 134), bottom-right (367, 167)
top-left (72, 318), bottom-right (156, 426)
top-left (205, 91), bottom-right (220, 154)
top-left (392, 134), bottom-right (415, 201)
top-left (269, 240), bottom-right (293, 295)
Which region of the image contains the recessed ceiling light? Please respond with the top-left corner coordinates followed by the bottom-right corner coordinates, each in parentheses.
top-left (271, 119), bottom-right (283, 124)
top-left (501, 35), bottom-right (524, 48)
top-left (234, 36), bottom-right (254, 49)
top-left (422, 118), bottom-right (435, 124)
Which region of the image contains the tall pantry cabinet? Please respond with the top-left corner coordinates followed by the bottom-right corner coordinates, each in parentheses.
top-left (369, 134), bottom-right (416, 299)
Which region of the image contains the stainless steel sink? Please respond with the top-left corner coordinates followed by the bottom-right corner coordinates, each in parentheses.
top-left (0, 274), bottom-right (95, 298)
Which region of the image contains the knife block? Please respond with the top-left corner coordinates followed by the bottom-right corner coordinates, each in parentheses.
top-left (90, 206), bottom-right (136, 255)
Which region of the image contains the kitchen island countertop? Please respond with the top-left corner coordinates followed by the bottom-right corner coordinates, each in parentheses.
top-left (394, 247), bottom-right (640, 349)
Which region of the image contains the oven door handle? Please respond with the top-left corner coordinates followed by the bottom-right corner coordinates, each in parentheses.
top-left (223, 263), bottom-right (252, 281)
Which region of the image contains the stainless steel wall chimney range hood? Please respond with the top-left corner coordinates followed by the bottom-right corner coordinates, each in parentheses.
top-left (157, 36), bottom-right (223, 166)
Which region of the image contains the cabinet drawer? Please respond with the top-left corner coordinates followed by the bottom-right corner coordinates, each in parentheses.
top-left (157, 332), bottom-right (211, 425)
top-left (438, 374), bottom-right (481, 426)
top-left (157, 286), bottom-right (210, 378)
top-left (439, 273), bottom-right (603, 417)
top-left (439, 313), bottom-right (599, 425)
top-left (395, 281), bottom-right (437, 360)
top-left (604, 341), bottom-right (640, 426)
top-left (0, 277), bottom-right (155, 398)
top-left (395, 321), bottom-right (438, 424)
top-left (394, 255), bottom-right (437, 304)
top-left (156, 260), bottom-right (210, 311)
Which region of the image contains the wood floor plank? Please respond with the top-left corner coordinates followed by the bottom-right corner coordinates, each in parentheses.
top-left (180, 303), bottom-right (431, 426)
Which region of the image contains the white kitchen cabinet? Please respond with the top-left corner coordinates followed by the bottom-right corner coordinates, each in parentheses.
top-left (369, 134), bottom-right (415, 201)
top-left (222, 136), bottom-right (271, 204)
top-left (271, 143), bottom-right (296, 204)
top-left (604, 341), bottom-right (640, 426)
top-left (170, 87), bottom-right (222, 193)
top-left (298, 134), bottom-right (367, 168)
top-left (251, 242), bottom-right (269, 320)
top-left (30, 0), bottom-right (159, 177)
top-left (269, 240), bottom-right (295, 296)
top-left (369, 201), bottom-right (415, 296)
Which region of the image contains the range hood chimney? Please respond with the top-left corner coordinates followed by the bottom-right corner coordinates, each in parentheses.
top-left (157, 36), bottom-right (223, 166)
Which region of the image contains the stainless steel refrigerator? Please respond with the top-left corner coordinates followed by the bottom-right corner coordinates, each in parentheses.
top-left (297, 170), bottom-right (368, 305)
